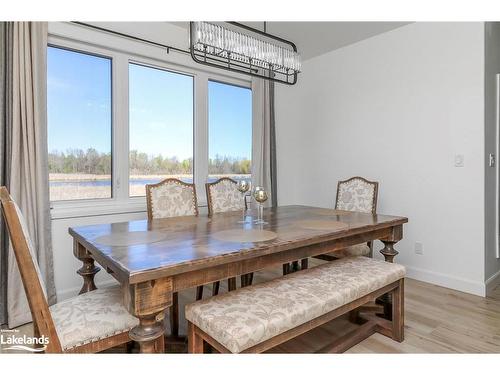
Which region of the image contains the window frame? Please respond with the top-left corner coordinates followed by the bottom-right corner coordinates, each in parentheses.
top-left (48, 26), bottom-right (251, 219)
top-left (47, 43), bottom-right (114, 202)
top-left (207, 79), bottom-right (253, 180)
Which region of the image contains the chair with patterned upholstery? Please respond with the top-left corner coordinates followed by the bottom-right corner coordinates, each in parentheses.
top-left (333, 176), bottom-right (378, 258)
top-left (205, 177), bottom-right (252, 294)
top-left (145, 178), bottom-right (202, 340)
top-left (289, 177), bottom-right (379, 273)
top-left (146, 178), bottom-right (199, 220)
top-left (0, 186), bottom-right (140, 353)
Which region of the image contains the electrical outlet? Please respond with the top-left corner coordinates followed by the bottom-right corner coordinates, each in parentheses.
top-left (414, 242), bottom-right (423, 255)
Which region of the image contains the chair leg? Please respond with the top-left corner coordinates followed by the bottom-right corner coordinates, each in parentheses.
top-left (283, 263), bottom-right (291, 275)
top-left (212, 281), bottom-right (220, 296)
top-left (228, 277), bottom-right (237, 291)
top-left (301, 258), bottom-right (309, 270)
top-left (188, 322), bottom-right (204, 353)
top-left (169, 292), bottom-right (179, 337)
top-left (196, 285), bottom-right (204, 301)
top-left (241, 274), bottom-right (248, 288)
top-left (247, 272), bottom-right (254, 286)
top-left (240, 273), bottom-right (254, 288)
top-left (391, 279), bottom-right (404, 342)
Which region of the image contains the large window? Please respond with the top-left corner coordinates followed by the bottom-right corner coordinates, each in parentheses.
top-left (47, 46), bottom-right (112, 201)
top-left (128, 63), bottom-right (194, 197)
top-left (208, 81), bottom-right (252, 182)
top-left (47, 31), bottom-right (253, 213)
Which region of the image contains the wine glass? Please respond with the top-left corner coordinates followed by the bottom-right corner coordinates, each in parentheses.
top-left (237, 180), bottom-right (250, 223)
top-left (253, 187), bottom-right (268, 225)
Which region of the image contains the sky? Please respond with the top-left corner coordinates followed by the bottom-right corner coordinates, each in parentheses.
top-left (47, 46), bottom-right (252, 162)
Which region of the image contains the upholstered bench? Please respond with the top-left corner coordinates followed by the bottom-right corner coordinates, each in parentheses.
top-left (186, 256), bottom-right (405, 353)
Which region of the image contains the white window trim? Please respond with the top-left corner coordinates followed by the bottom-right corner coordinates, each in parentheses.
top-left (48, 23), bottom-right (251, 220)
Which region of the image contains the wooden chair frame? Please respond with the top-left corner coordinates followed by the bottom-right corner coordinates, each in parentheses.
top-left (188, 278), bottom-right (404, 353)
top-left (146, 178), bottom-right (199, 221)
top-left (0, 186), bottom-right (133, 353)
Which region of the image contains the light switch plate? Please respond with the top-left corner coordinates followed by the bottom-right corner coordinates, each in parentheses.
top-left (415, 242), bottom-right (423, 255)
top-left (454, 154), bottom-right (464, 167)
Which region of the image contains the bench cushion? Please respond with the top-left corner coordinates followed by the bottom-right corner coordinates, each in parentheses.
top-left (185, 256), bottom-right (405, 353)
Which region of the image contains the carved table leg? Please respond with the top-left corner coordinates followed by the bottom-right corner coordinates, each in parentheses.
top-left (74, 241), bottom-right (100, 295)
top-left (377, 239), bottom-right (400, 320)
top-left (126, 278), bottom-right (171, 353)
top-left (129, 315), bottom-right (165, 354)
top-left (380, 240), bottom-right (399, 263)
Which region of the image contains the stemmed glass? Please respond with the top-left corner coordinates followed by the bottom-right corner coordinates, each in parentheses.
top-left (253, 186), bottom-right (268, 225)
top-left (237, 180), bottom-right (250, 223)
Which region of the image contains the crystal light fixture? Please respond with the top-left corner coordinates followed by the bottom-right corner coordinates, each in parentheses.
top-left (190, 22), bottom-right (301, 85)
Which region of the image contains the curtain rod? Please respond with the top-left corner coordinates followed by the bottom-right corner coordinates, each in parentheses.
top-left (71, 21), bottom-right (190, 55)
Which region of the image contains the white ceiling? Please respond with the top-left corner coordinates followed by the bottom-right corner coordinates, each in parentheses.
top-left (171, 22), bottom-right (411, 60)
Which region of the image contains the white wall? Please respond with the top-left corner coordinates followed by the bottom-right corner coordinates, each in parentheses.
top-left (276, 22), bottom-right (486, 295)
top-left (484, 22), bottom-right (500, 294)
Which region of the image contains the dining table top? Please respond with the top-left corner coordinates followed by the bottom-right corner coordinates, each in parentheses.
top-left (69, 205), bottom-right (408, 284)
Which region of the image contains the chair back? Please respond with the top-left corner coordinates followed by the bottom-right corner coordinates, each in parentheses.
top-left (205, 178), bottom-right (246, 217)
top-left (0, 186), bottom-right (62, 352)
top-left (335, 177), bottom-right (378, 214)
top-left (146, 178), bottom-right (198, 220)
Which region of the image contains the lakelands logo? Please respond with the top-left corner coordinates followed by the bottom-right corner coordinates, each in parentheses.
top-left (0, 329), bottom-right (49, 352)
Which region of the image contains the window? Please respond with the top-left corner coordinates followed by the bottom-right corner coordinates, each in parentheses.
top-left (47, 29), bottom-right (253, 215)
top-left (47, 46), bottom-right (112, 201)
top-left (128, 63), bottom-right (194, 197)
top-left (208, 81), bottom-right (252, 182)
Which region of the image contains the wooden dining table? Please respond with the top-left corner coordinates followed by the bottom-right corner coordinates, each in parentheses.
top-left (68, 205), bottom-right (408, 353)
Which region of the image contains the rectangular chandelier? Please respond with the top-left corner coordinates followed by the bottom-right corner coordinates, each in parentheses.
top-left (190, 22), bottom-right (301, 85)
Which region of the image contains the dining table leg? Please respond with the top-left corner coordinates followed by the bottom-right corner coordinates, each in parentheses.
top-left (377, 225), bottom-right (403, 320)
top-left (125, 278), bottom-right (172, 353)
top-left (73, 240), bottom-right (100, 295)
top-left (129, 315), bottom-right (165, 353)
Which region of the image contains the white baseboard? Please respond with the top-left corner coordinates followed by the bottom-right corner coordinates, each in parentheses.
top-left (485, 268), bottom-right (500, 296)
top-left (405, 265), bottom-right (486, 297)
top-left (56, 280), bottom-right (119, 301)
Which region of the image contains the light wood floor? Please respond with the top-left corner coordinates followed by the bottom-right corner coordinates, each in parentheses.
top-left (3, 259), bottom-right (500, 353)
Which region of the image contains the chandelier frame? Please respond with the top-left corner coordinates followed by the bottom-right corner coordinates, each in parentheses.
top-left (189, 21), bottom-right (299, 85)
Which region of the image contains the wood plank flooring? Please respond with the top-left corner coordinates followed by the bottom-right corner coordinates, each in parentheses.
top-left (2, 259), bottom-right (500, 353)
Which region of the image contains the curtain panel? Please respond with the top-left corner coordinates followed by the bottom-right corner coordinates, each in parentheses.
top-left (251, 78), bottom-right (278, 207)
top-left (0, 22), bottom-right (56, 328)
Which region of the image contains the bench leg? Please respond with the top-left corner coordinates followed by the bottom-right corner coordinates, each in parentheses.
top-left (392, 279), bottom-right (404, 342)
top-left (188, 322), bottom-right (205, 353)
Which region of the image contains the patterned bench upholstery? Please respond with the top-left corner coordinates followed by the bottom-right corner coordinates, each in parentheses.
top-left (186, 256), bottom-right (405, 353)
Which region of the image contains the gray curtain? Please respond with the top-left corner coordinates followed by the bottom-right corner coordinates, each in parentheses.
top-left (0, 22), bottom-right (10, 326)
top-left (1, 22), bottom-right (56, 328)
top-left (251, 78), bottom-right (277, 207)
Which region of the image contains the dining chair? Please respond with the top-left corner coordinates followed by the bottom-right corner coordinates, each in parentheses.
top-left (0, 186), bottom-right (140, 353)
top-left (205, 177), bottom-right (252, 293)
top-left (323, 176), bottom-right (379, 260)
top-left (287, 177), bottom-right (379, 274)
top-left (145, 178), bottom-right (203, 339)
